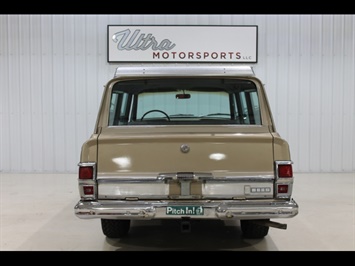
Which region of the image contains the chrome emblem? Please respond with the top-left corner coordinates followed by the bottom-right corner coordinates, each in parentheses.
top-left (180, 144), bottom-right (190, 153)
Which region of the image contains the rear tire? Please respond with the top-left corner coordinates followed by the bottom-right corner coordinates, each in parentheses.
top-left (240, 219), bottom-right (270, 239)
top-left (101, 219), bottom-right (131, 238)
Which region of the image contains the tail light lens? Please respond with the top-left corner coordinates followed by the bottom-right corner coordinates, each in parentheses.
top-left (275, 161), bottom-right (294, 199)
top-left (277, 184), bottom-right (289, 193)
top-left (78, 162), bottom-right (96, 200)
top-left (278, 164), bottom-right (293, 177)
top-left (79, 166), bottom-right (94, 179)
top-left (83, 185), bottom-right (94, 195)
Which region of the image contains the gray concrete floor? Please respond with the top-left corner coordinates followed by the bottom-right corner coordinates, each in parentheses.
top-left (0, 172), bottom-right (354, 251)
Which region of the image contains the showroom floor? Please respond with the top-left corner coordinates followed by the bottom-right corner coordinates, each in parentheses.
top-left (0, 172), bottom-right (354, 251)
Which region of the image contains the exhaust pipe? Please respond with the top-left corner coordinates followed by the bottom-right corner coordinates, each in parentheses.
top-left (252, 220), bottom-right (287, 230)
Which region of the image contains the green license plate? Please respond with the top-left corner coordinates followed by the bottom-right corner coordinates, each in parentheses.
top-left (166, 206), bottom-right (204, 215)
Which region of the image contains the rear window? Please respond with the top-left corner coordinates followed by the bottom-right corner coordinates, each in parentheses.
top-left (108, 78), bottom-right (261, 126)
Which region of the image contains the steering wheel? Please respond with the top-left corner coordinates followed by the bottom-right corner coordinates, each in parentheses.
top-left (141, 109), bottom-right (170, 121)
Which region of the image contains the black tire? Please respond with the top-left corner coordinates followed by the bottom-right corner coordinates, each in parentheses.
top-left (101, 219), bottom-right (131, 238)
top-left (240, 219), bottom-right (270, 239)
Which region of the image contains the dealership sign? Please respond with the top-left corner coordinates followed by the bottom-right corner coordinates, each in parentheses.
top-left (107, 25), bottom-right (258, 63)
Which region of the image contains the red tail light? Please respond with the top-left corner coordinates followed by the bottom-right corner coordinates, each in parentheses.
top-left (83, 185), bottom-right (94, 195)
top-left (278, 164), bottom-right (293, 178)
top-left (79, 166), bottom-right (94, 179)
top-left (278, 184), bottom-right (289, 193)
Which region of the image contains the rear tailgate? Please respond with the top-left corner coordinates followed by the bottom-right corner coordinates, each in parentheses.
top-left (96, 126), bottom-right (275, 200)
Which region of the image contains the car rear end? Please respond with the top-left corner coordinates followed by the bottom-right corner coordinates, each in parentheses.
top-left (74, 64), bottom-right (298, 238)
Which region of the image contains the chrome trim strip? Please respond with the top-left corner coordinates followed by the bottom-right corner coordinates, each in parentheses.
top-left (97, 174), bottom-right (275, 183)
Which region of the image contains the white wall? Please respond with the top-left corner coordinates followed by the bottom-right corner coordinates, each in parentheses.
top-left (0, 14), bottom-right (354, 173)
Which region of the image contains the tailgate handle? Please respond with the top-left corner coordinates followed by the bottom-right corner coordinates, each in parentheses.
top-left (177, 172), bottom-right (194, 180)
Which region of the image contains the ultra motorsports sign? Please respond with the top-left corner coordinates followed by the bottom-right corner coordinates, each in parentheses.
top-left (107, 25), bottom-right (258, 63)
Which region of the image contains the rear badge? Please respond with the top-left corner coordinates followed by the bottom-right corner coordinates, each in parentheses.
top-left (180, 144), bottom-right (190, 153)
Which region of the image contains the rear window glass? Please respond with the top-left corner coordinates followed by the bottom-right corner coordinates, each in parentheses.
top-left (108, 78), bottom-right (261, 126)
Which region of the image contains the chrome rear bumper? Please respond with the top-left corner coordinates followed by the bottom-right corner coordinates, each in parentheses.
top-left (74, 199), bottom-right (298, 220)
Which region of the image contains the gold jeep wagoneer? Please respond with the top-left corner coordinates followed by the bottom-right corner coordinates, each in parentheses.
top-left (74, 64), bottom-right (299, 239)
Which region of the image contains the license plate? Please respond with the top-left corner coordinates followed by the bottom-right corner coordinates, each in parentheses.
top-left (166, 206), bottom-right (204, 215)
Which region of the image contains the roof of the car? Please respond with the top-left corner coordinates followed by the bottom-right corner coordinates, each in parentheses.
top-left (113, 64), bottom-right (255, 78)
